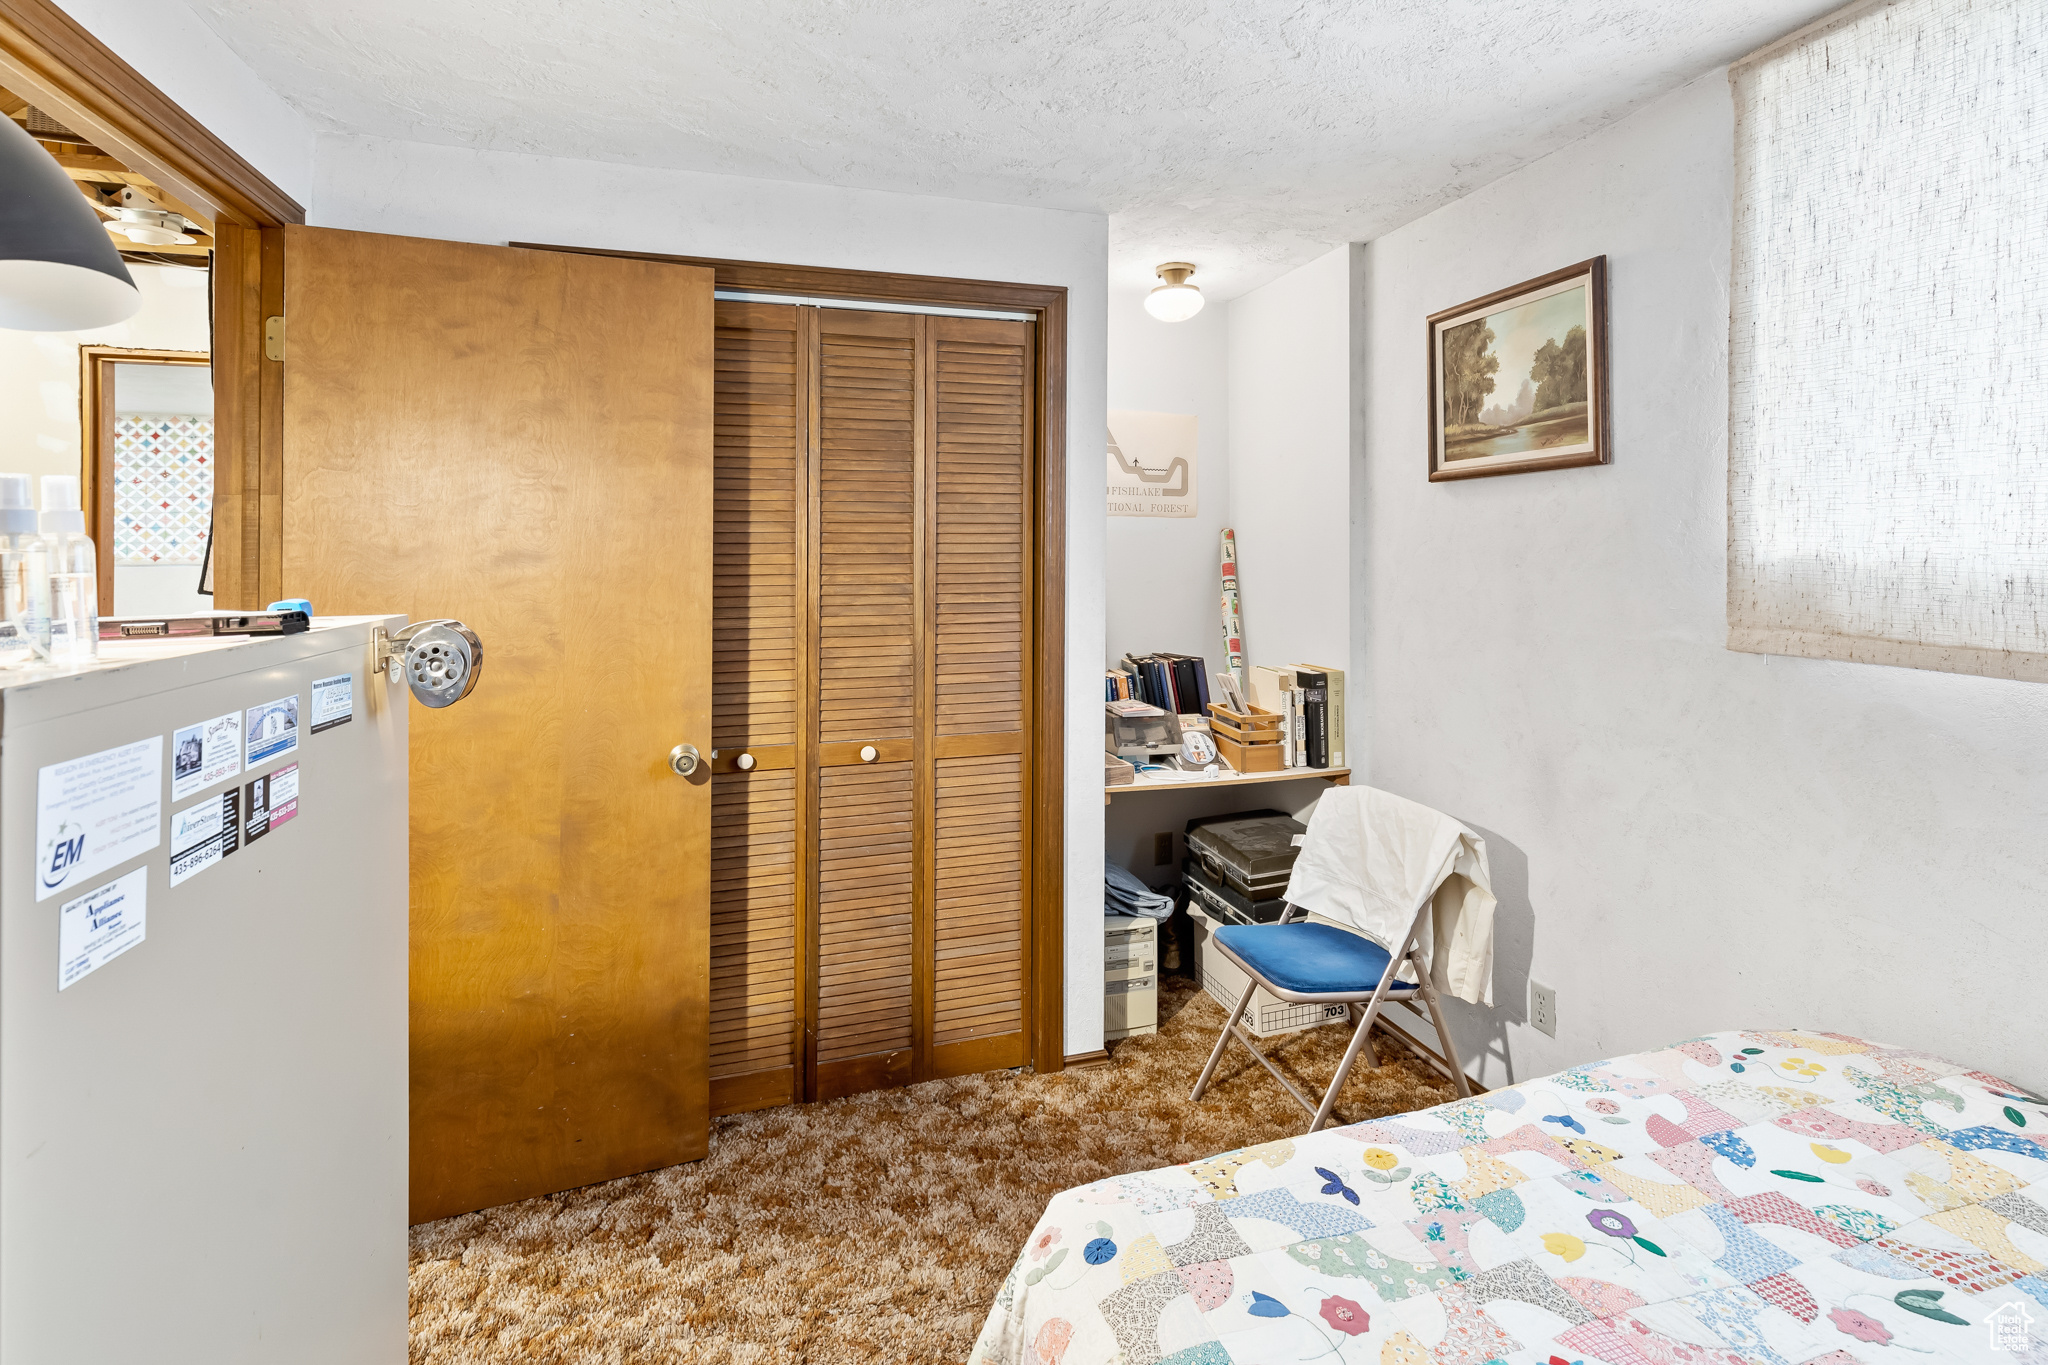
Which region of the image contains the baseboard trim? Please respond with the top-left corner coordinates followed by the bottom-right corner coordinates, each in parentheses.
top-left (1061, 1049), bottom-right (1111, 1070)
top-left (1375, 1006), bottom-right (1489, 1095)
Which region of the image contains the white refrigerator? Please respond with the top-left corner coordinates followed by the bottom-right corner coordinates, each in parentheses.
top-left (1, 616), bottom-right (409, 1363)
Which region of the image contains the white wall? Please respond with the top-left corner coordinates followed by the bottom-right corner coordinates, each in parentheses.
top-left (309, 134), bottom-right (1113, 1058)
top-left (1228, 245), bottom-right (1355, 699)
top-left (49, 0), bottom-right (314, 209)
top-left (0, 265), bottom-right (209, 487)
top-left (1358, 72), bottom-right (2048, 1089)
top-left (1104, 287), bottom-right (1231, 666)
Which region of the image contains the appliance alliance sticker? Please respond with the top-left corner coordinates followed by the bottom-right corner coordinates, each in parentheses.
top-left (171, 710), bottom-right (242, 800)
top-left (169, 790), bottom-right (240, 887)
top-left (311, 672), bottom-right (353, 733)
top-left (58, 867), bottom-right (147, 989)
top-left (245, 694), bottom-right (300, 766)
top-left (35, 737), bottom-right (163, 902)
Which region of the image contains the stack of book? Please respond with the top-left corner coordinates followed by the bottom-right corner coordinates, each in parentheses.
top-left (1107, 653), bottom-right (1212, 715)
top-left (1246, 664), bottom-right (1347, 770)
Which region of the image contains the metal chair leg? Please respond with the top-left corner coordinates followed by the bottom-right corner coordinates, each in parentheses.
top-left (1191, 979), bottom-right (1260, 1102)
top-left (1347, 1002), bottom-right (1381, 1069)
top-left (1308, 1002), bottom-right (1382, 1133)
top-left (1413, 960), bottom-right (1472, 1098)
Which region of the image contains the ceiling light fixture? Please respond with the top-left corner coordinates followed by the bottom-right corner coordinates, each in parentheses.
top-left (0, 112), bottom-right (140, 331)
top-left (101, 206), bottom-right (197, 247)
top-left (1144, 262), bottom-right (1203, 322)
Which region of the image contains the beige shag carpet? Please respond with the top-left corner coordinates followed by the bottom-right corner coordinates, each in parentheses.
top-left (408, 980), bottom-right (1457, 1364)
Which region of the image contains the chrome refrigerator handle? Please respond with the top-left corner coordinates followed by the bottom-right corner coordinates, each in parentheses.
top-left (371, 619), bottom-right (485, 708)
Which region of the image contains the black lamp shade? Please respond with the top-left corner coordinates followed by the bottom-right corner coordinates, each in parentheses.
top-left (0, 111), bottom-right (140, 331)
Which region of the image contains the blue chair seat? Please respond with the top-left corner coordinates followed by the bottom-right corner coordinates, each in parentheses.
top-left (1212, 921), bottom-right (1418, 997)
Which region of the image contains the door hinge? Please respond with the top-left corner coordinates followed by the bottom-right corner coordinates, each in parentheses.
top-left (264, 315), bottom-right (284, 362)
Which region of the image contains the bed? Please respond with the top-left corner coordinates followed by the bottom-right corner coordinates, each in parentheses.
top-left (971, 1029), bottom-right (2047, 1365)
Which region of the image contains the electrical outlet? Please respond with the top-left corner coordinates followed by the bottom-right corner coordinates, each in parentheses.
top-left (1529, 980), bottom-right (1558, 1037)
top-left (1153, 832), bottom-right (1174, 866)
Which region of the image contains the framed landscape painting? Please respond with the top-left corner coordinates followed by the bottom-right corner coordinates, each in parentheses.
top-left (1427, 256), bottom-right (1609, 480)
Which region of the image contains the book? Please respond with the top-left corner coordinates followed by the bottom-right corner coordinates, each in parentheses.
top-left (1302, 663), bottom-right (1345, 768)
top-left (1248, 665), bottom-right (1299, 766)
top-left (1247, 664), bottom-right (1295, 714)
top-left (1162, 654), bottom-right (1212, 712)
top-left (1119, 652), bottom-right (1211, 716)
top-left (1170, 657), bottom-right (1201, 716)
top-left (1294, 667), bottom-right (1329, 768)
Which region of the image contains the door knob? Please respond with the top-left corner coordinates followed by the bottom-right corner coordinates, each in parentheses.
top-left (735, 752), bottom-right (755, 771)
top-left (859, 745), bottom-right (878, 763)
top-left (669, 744), bottom-right (702, 777)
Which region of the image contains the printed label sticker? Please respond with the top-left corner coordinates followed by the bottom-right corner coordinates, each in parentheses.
top-left (171, 711), bottom-right (242, 800)
top-left (245, 694), bottom-right (300, 766)
top-left (245, 763), bottom-right (298, 842)
top-left (169, 790), bottom-right (240, 887)
top-left (35, 737), bottom-right (163, 902)
top-left (58, 867), bottom-right (147, 990)
top-left (311, 672), bottom-right (353, 734)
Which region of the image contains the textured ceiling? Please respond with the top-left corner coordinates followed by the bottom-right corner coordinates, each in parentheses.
top-left (185, 0), bottom-right (1831, 297)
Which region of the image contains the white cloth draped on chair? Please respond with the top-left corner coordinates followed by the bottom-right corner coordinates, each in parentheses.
top-left (1282, 784), bottom-right (1497, 1006)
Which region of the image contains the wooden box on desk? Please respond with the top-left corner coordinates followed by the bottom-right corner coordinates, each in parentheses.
top-left (1209, 702), bottom-right (1284, 773)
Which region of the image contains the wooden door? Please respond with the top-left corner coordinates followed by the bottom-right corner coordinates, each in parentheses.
top-left (812, 310), bottom-right (923, 1100)
top-left (706, 302), bottom-right (806, 1116)
top-left (706, 301), bottom-right (1034, 1112)
top-left (925, 317), bottom-right (1034, 1079)
top-left (279, 227), bottom-right (716, 1222)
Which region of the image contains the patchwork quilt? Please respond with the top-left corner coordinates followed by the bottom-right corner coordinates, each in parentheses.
top-left (971, 1030), bottom-right (2048, 1365)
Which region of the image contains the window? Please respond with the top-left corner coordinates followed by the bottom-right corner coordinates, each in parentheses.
top-left (1728, 0), bottom-right (2048, 681)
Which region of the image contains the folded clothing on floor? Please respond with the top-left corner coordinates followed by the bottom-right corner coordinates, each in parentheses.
top-left (1103, 860), bottom-right (1173, 918)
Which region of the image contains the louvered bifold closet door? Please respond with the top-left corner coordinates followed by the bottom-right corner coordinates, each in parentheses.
top-left (706, 301), bottom-right (805, 1116)
top-left (811, 310), bottom-right (923, 1101)
top-left (706, 301), bottom-right (1036, 1109)
top-left (925, 316), bottom-right (1034, 1079)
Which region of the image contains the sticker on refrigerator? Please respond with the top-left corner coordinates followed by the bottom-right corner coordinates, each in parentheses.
top-left (311, 672), bottom-right (353, 733)
top-left (58, 867), bottom-right (147, 990)
top-left (169, 790), bottom-right (240, 887)
top-left (171, 711), bottom-right (242, 800)
top-left (244, 764), bottom-right (298, 842)
top-left (36, 737), bottom-right (163, 902)
top-left (245, 694), bottom-right (300, 766)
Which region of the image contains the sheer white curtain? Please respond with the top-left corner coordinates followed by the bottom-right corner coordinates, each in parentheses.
top-left (1728, 0), bottom-right (2048, 681)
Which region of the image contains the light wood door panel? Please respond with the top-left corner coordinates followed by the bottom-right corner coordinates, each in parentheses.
top-left (925, 316), bottom-right (1033, 1078)
top-left (933, 751), bottom-right (1027, 1062)
top-left (816, 312), bottom-right (919, 744)
top-left (278, 227), bottom-right (715, 1221)
top-left (814, 760), bottom-right (916, 1097)
top-left (708, 301), bottom-right (805, 1116)
top-left (932, 322), bottom-right (1032, 738)
top-left (811, 311), bottom-right (922, 1093)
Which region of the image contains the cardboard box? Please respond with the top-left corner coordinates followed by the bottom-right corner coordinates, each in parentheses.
top-left (1187, 903), bottom-right (1348, 1039)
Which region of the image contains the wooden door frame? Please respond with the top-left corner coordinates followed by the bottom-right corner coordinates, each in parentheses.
top-left (78, 345), bottom-right (210, 615)
top-left (0, 0), bottom-right (301, 612)
top-left (516, 244), bottom-right (1070, 1079)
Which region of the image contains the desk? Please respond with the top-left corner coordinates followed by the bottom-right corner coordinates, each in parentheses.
top-left (1105, 766), bottom-right (1350, 804)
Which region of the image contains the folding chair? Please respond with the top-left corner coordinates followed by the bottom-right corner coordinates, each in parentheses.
top-left (1189, 886), bottom-right (1472, 1133)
